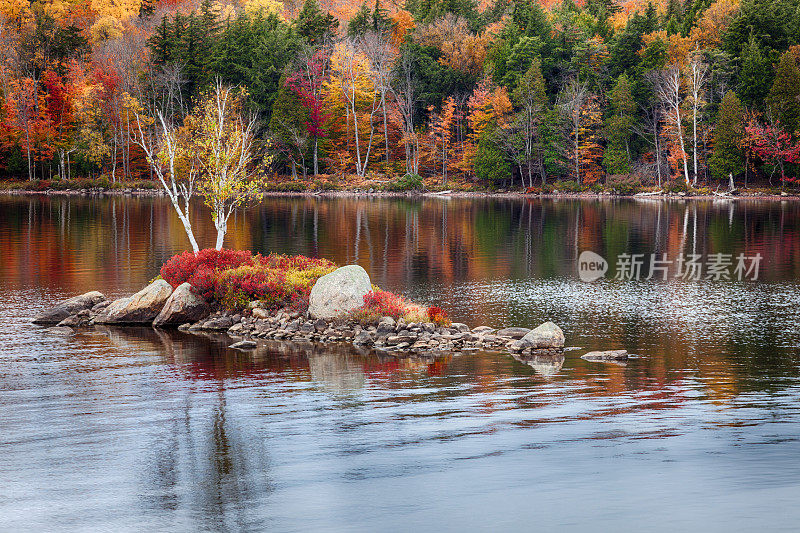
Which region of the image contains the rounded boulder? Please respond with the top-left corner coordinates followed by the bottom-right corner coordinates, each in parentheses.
top-left (308, 265), bottom-right (372, 320)
top-left (153, 282), bottom-right (211, 327)
top-left (519, 321), bottom-right (565, 349)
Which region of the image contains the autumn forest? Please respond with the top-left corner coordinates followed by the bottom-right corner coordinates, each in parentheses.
top-left (1, 0), bottom-right (800, 190)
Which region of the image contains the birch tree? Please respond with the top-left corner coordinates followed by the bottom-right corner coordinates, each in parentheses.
top-left (389, 47), bottom-right (419, 176)
top-left (558, 78), bottom-right (588, 184)
top-left (656, 65), bottom-right (691, 185)
top-left (686, 50), bottom-right (708, 185)
top-left (511, 58), bottom-right (548, 187)
top-left (133, 105), bottom-right (200, 252)
top-left (361, 31), bottom-right (395, 165)
top-left (187, 80), bottom-right (261, 250)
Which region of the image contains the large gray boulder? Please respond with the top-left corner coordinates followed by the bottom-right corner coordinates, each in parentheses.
top-left (33, 291), bottom-right (106, 324)
top-left (518, 321), bottom-right (565, 349)
top-left (95, 280), bottom-right (173, 325)
top-left (308, 265), bottom-right (372, 319)
top-left (153, 283), bottom-right (210, 327)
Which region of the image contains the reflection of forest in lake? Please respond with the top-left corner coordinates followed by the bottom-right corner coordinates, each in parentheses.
top-left (5, 195), bottom-right (800, 293)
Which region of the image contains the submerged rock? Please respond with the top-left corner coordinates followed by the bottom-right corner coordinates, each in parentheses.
top-left (518, 321), bottom-right (565, 349)
top-left (229, 340), bottom-right (257, 350)
top-left (515, 354), bottom-right (565, 377)
top-left (153, 283), bottom-right (210, 327)
top-left (581, 349), bottom-right (628, 361)
top-left (33, 291), bottom-right (106, 325)
top-left (308, 265), bottom-right (372, 319)
top-left (95, 280), bottom-right (173, 325)
top-left (44, 326), bottom-right (74, 335)
top-left (193, 315), bottom-right (235, 331)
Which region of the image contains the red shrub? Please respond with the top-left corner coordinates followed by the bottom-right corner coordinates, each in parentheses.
top-left (160, 248), bottom-right (337, 309)
top-left (160, 248), bottom-right (254, 299)
top-left (426, 306), bottom-right (450, 326)
top-left (258, 253), bottom-right (336, 271)
top-left (214, 266), bottom-right (289, 308)
top-left (362, 290), bottom-right (409, 319)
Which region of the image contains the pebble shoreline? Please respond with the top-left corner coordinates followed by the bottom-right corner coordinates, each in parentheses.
top-left (180, 307), bottom-right (540, 356)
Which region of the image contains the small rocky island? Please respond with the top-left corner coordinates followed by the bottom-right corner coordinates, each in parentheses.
top-left (33, 249), bottom-right (625, 362)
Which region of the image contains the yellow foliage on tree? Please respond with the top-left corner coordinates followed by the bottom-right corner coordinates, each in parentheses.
top-left (642, 30), bottom-right (694, 67)
top-left (428, 96), bottom-right (457, 184)
top-left (90, 0), bottom-right (141, 21)
top-left (0, 0), bottom-right (32, 26)
top-left (415, 14), bottom-right (488, 75)
top-left (324, 40), bottom-right (382, 177)
top-left (90, 15), bottom-right (124, 44)
top-left (242, 0), bottom-right (285, 18)
top-left (458, 78), bottom-right (512, 175)
top-left (690, 0), bottom-right (740, 48)
top-left (390, 9), bottom-right (414, 47)
top-left (184, 81), bottom-right (262, 249)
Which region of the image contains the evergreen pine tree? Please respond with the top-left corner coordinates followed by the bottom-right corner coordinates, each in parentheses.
top-left (603, 75), bottom-right (636, 174)
top-left (738, 34), bottom-right (772, 109)
top-left (149, 16), bottom-right (175, 64)
top-left (709, 90), bottom-right (745, 183)
top-left (347, 3), bottom-right (372, 36)
top-left (475, 127), bottom-right (510, 183)
top-left (296, 0), bottom-right (338, 46)
top-left (766, 50), bottom-right (800, 135)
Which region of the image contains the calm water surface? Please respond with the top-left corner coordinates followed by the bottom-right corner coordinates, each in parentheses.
top-left (2, 194), bottom-right (800, 531)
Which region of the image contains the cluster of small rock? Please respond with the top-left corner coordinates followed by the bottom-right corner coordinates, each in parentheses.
top-left (182, 307), bottom-right (547, 354)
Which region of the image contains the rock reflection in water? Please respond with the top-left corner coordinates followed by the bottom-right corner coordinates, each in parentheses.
top-left (513, 353), bottom-right (565, 377)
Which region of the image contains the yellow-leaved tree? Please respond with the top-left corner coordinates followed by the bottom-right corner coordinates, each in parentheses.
top-left (325, 40), bottom-right (381, 177)
top-left (90, 0), bottom-right (141, 21)
top-left (0, 0), bottom-right (32, 26)
top-left (242, 0), bottom-right (284, 18)
top-left (185, 80), bottom-right (262, 250)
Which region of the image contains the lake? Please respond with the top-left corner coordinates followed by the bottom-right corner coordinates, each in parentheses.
top-left (2, 194), bottom-right (800, 531)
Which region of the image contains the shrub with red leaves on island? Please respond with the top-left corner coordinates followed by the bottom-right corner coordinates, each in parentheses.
top-left (160, 249), bottom-right (335, 309)
top-left (160, 249), bottom-right (448, 318)
top-left (213, 256), bottom-right (335, 310)
top-left (160, 249), bottom-right (254, 300)
top-left (350, 289), bottom-right (450, 326)
top-left (426, 306), bottom-right (449, 326)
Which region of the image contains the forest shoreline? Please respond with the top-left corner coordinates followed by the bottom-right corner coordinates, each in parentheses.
top-left (4, 186), bottom-right (799, 202)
